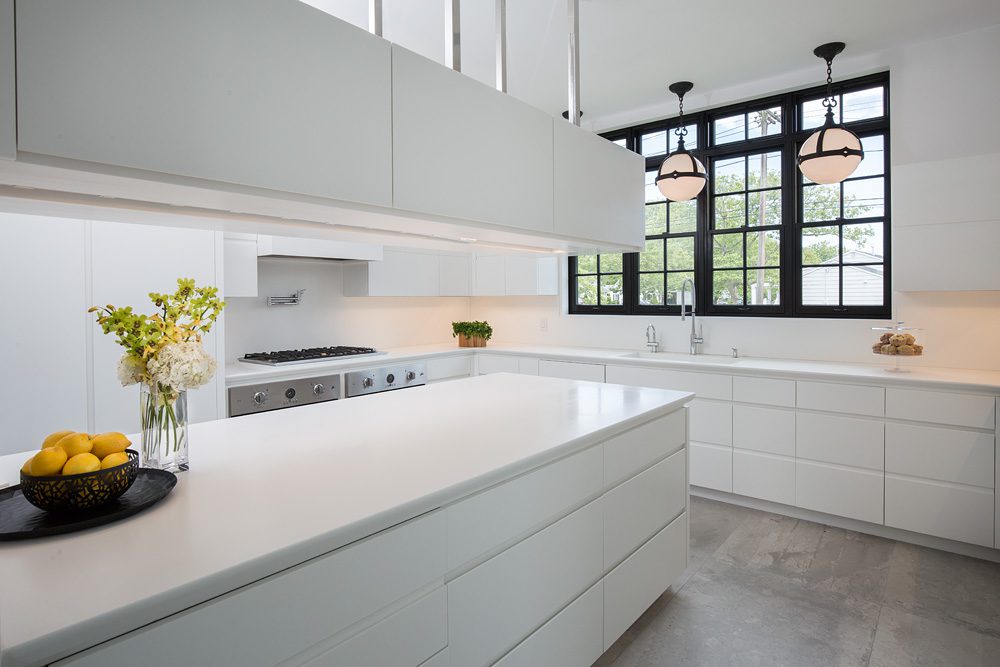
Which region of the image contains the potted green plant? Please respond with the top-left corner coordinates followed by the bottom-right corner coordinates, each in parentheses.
top-left (452, 321), bottom-right (493, 348)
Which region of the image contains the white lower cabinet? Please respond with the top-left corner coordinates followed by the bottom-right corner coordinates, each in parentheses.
top-left (604, 410), bottom-right (686, 486)
top-left (690, 442), bottom-right (732, 492)
top-left (689, 399), bottom-right (732, 446)
top-left (425, 355), bottom-right (473, 382)
top-left (537, 360), bottom-right (605, 382)
top-left (476, 354), bottom-right (520, 375)
top-left (796, 461), bottom-right (883, 524)
top-left (733, 449), bottom-right (795, 506)
top-left (885, 475), bottom-right (994, 547)
top-left (733, 404), bottom-right (795, 456)
top-left (885, 422), bottom-right (994, 489)
top-left (796, 412), bottom-right (884, 470)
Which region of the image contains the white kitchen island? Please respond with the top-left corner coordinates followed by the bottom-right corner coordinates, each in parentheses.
top-left (0, 374), bottom-right (692, 667)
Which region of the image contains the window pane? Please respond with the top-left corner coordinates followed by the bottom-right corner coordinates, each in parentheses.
top-left (843, 265), bottom-right (883, 305)
top-left (748, 151), bottom-right (782, 189)
top-left (748, 189), bottom-right (782, 227)
top-left (600, 274), bottom-right (623, 305)
top-left (714, 194), bottom-right (746, 229)
top-left (645, 169), bottom-right (664, 203)
top-left (667, 236), bottom-right (695, 270)
top-left (667, 272), bottom-right (694, 306)
top-left (748, 268), bottom-right (781, 305)
top-left (843, 177), bottom-right (884, 219)
top-left (853, 134), bottom-right (885, 178)
top-left (641, 130), bottom-right (667, 157)
top-left (802, 183), bottom-right (841, 223)
top-left (714, 156), bottom-right (745, 193)
top-left (801, 266), bottom-right (839, 305)
top-left (611, 137), bottom-right (627, 148)
top-left (748, 107), bottom-right (782, 139)
top-left (712, 232), bottom-right (743, 268)
top-left (713, 270), bottom-right (745, 305)
top-left (801, 97), bottom-right (840, 130)
top-left (599, 254), bottom-right (623, 273)
top-left (842, 87), bottom-right (884, 123)
top-left (645, 203), bottom-right (667, 236)
top-left (668, 124), bottom-right (698, 152)
top-left (842, 222), bottom-right (884, 261)
top-left (576, 254), bottom-right (597, 273)
top-left (714, 113), bottom-right (745, 144)
top-left (669, 200), bottom-right (697, 233)
top-left (639, 273), bottom-right (665, 306)
top-left (576, 275), bottom-right (598, 305)
top-left (802, 226), bottom-right (839, 265)
top-left (639, 239), bottom-right (664, 271)
top-left (746, 229), bottom-right (781, 267)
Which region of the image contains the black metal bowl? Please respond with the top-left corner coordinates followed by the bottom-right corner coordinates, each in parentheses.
top-left (20, 449), bottom-right (140, 512)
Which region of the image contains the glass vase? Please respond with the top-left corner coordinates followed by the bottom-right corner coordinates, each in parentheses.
top-left (140, 382), bottom-right (189, 472)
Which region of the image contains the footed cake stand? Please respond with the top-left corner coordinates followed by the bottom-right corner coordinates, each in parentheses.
top-left (871, 321), bottom-right (924, 373)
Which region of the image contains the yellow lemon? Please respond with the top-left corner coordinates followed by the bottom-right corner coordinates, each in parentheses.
top-left (55, 432), bottom-right (93, 458)
top-left (41, 429), bottom-right (75, 450)
top-left (92, 432), bottom-right (131, 459)
top-left (63, 453), bottom-right (101, 476)
top-left (100, 451), bottom-right (130, 470)
top-left (21, 458), bottom-right (33, 475)
top-left (29, 447), bottom-right (68, 477)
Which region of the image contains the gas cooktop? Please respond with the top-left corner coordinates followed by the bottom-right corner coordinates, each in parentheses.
top-left (239, 346), bottom-right (385, 366)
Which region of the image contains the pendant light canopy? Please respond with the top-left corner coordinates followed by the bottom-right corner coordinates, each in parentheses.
top-left (798, 42), bottom-right (864, 184)
top-left (656, 81), bottom-right (707, 202)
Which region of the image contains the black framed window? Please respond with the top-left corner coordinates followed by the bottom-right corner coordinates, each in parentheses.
top-left (568, 72), bottom-right (890, 319)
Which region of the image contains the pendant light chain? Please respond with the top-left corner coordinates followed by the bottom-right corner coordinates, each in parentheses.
top-left (675, 91), bottom-right (689, 140)
top-left (822, 57), bottom-right (838, 113)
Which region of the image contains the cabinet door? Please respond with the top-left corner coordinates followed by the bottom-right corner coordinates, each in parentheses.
top-left (17, 0), bottom-right (392, 206)
top-left (885, 388), bottom-right (995, 430)
top-left (494, 583), bottom-right (603, 667)
top-left (733, 450), bottom-right (795, 506)
top-left (369, 250), bottom-right (439, 297)
top-left (690, 442), bottom-right (732, 492)
top-left (222, 234), bottom-right (258, 298)
top-left (689, 399), bottom-right (732, 446)
top-left (505, 256), bottom-right (540, 296)
top-left (0, 214), bottom-right (89, 455)
top-left (474, 256), bottom-right (507, 296)
top-left (392, 45), bottom-right (553, 234)
top-left (733, 405), bottom-right (795, 457)
top-left (796, 461), bottom-right (883, 524)
top-left (537, 360), bottom-right (605, 382)
top-left (477, 354), bottom-right (520, 375)
top-left (438, 255), bottom-right (473, 296)
top-left (605, 366), bottom-right (731, 400)
top-left (91, 222), bottom-right (221, 432)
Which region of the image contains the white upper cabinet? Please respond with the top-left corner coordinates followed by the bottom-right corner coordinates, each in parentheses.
top-left (343, 250), bottom-right (440, 297)
top-left (15, 0), bottom-right (392, 206)
top-left (505, 256), bottom-right (558, 296)
top-left (439, 254), bottom-right (474, 297)
top-left (222, 234), bottom-right (258, 299)
top-left (553, 122), bottom-right (645, 249)
top-left (391, 45), bottom-right (554, 234)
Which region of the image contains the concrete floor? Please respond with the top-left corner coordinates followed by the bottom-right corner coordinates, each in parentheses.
top-left (595, 496), bottom-right (1000, 667)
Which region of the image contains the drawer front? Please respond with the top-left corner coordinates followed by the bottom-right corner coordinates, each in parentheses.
top-left (886, 388), bottom-right (995, 429)
top-left (517, 357), bottom-right (540, 375)
top-left (690, 442), bottom-right (732, 492)
top-left (604, 512), bottom-right (687, 651)
top-left (604, 410), bottom-right (686, 487)
top-left (477, 354), bottom-right (520, 375)
top-left (447, 446), bottom-right (603, 569)
top-left (426, 355), bottom-right (472, 382)
top-left (604, 450), bottom-right (687, 569)
top-left (302, 588), bottom-right (447, 667)
top-left (58, 512), bottom-right (448, 667)
top-left (796, 412), bottom-right (884, 470)
top-left (494, 582), bottom-right (604, 667)
top-left (733, 450), bottom-right (795, 506)
top-left (885, 475), bottom-right (994, 547)
top-left (418, 650), bottom-right (448, 667)
top-left (537, 360), bottom-right (605, 382)
top-left (797, 381), bottom-right (884, 417)
top-left (795, 461), bottom-right (883, 525)
top-left (885, 423), bottom-right (994, 488)
top-left (447, 500), bottom-right (603, 667)
top-left (605, 365), bottom-right (732, 400)
top-left (733, 376), bottom-right (795, 407)
top-left (690, 399), bottom-right (732, 446)
top-left (733, 405), bottom-right (795, 456)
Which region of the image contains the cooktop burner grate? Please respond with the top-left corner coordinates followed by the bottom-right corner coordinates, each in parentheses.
top-left (240, 346), bottom-right (384, 366)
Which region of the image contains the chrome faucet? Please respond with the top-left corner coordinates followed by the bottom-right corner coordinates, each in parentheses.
top-left (645, 324), bottom-right (659, 352)
top-left (680, 278), bottom-right (703, 355)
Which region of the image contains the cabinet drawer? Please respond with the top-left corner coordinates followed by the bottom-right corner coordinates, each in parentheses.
top-left (604, 512), bottom-right (687, 651)
top-left (797, 381), bottom-right (884, 417)
top-left (494, 582), bottom-right (604, 667)
top-left (885, 423), bottom-right (994, 488)
top-left (58, 512), bottom-right (448, 667)
top-left (604, 450), bottom-right (686, 569)
top-left (418, 650), bottom-right (448, 667)
top-left (733, 405), bottom-right (795, 456)
top-left (885, 475), bottom-right (994, 547)
top-left (886, 388), bottom-right (995, 429)
top-left (447, 446), bottom-right (602, 569)
top-left (795, 461), bottom-right (883, 524)
top-left (733, 450), bottom-right (795, 506)
top-left (302, 588), bottom-right (447, 667)
top-left (689, 399), bottom-right (732, 446)
top-left (733, 376), bottom-right (795, 407)
top-left (517, 357), bottom-right (540, 375)
top-left (477, 354), bottom-right (520, 375)
top-left (447, 500), bottom-right (603, 667)
top-left (605, 366), bottom-right (732, 400)
top-left (425, 355), bottom-right (472, 382)
top-left (796, 412), bottom-right (884, 470)
top-left (537, 360), bottom-right (605, 382)
top-left (604, 410), bottom-right (686, 487)
top-left (690, 442), bottom-right (732, 492)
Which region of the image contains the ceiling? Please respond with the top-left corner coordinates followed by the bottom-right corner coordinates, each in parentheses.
top-left (303, 0), bottom-right (1000, 129)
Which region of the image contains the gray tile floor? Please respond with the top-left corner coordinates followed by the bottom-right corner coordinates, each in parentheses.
top-left (595, 496), bottom-right (1000, 667)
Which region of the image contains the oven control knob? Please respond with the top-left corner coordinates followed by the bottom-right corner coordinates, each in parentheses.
top-left (252, 391), bottom-right (267, 405)
top-left (406, 371), bottom-right (417, 381)
top-left (385, 373), bottom-right (395, 384)
top-left (285, 388), bottom-right (296, 400)
top-left (362, 377), bottom-right (374, 388)
top-left (313, 383), bottom-right (325, 395)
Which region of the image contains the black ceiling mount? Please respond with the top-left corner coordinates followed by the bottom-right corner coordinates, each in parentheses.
top-left (668, 81), bottom-right (694, 97)
top-left (561, 109), bottom-right (583, 120)
top-left (813, 42), bottom-right (846, 62)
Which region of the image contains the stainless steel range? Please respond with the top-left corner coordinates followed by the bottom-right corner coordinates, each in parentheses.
top-left (345, 363), bottom-right (427, 398)
top-left (239, 346), bottom-right (384, 366)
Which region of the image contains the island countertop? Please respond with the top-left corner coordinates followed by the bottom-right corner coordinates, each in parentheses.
top-left (0, 374), bottom-right (692, 667)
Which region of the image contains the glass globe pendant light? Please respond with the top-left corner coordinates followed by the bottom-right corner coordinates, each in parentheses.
top-left (655, 81), bottom-right (707, 202)
top-left (798, 42), bottom-right (864, 184)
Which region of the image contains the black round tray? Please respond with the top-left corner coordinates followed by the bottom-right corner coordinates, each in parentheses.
top-left (0, 468), bottom-right (177, 541)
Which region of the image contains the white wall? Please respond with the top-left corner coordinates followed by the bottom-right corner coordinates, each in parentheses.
top-left (224, 258), bottom-right (472, 361)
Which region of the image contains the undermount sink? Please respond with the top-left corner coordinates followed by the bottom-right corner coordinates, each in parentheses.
top-left (618, 351), bottom-right (742, 364)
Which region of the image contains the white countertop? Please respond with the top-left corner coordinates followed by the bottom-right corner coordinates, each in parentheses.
top-left (226, 343), bottom-right (1000, 394)
top-left (0, 374), bottom-right (690, 667)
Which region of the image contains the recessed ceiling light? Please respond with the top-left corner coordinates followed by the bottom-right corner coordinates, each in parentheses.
top-left (459, 236), bottom-right (478, 243)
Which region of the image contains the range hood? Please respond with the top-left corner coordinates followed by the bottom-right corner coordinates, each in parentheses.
top-left (256, 235), bottom-right (383, 262)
